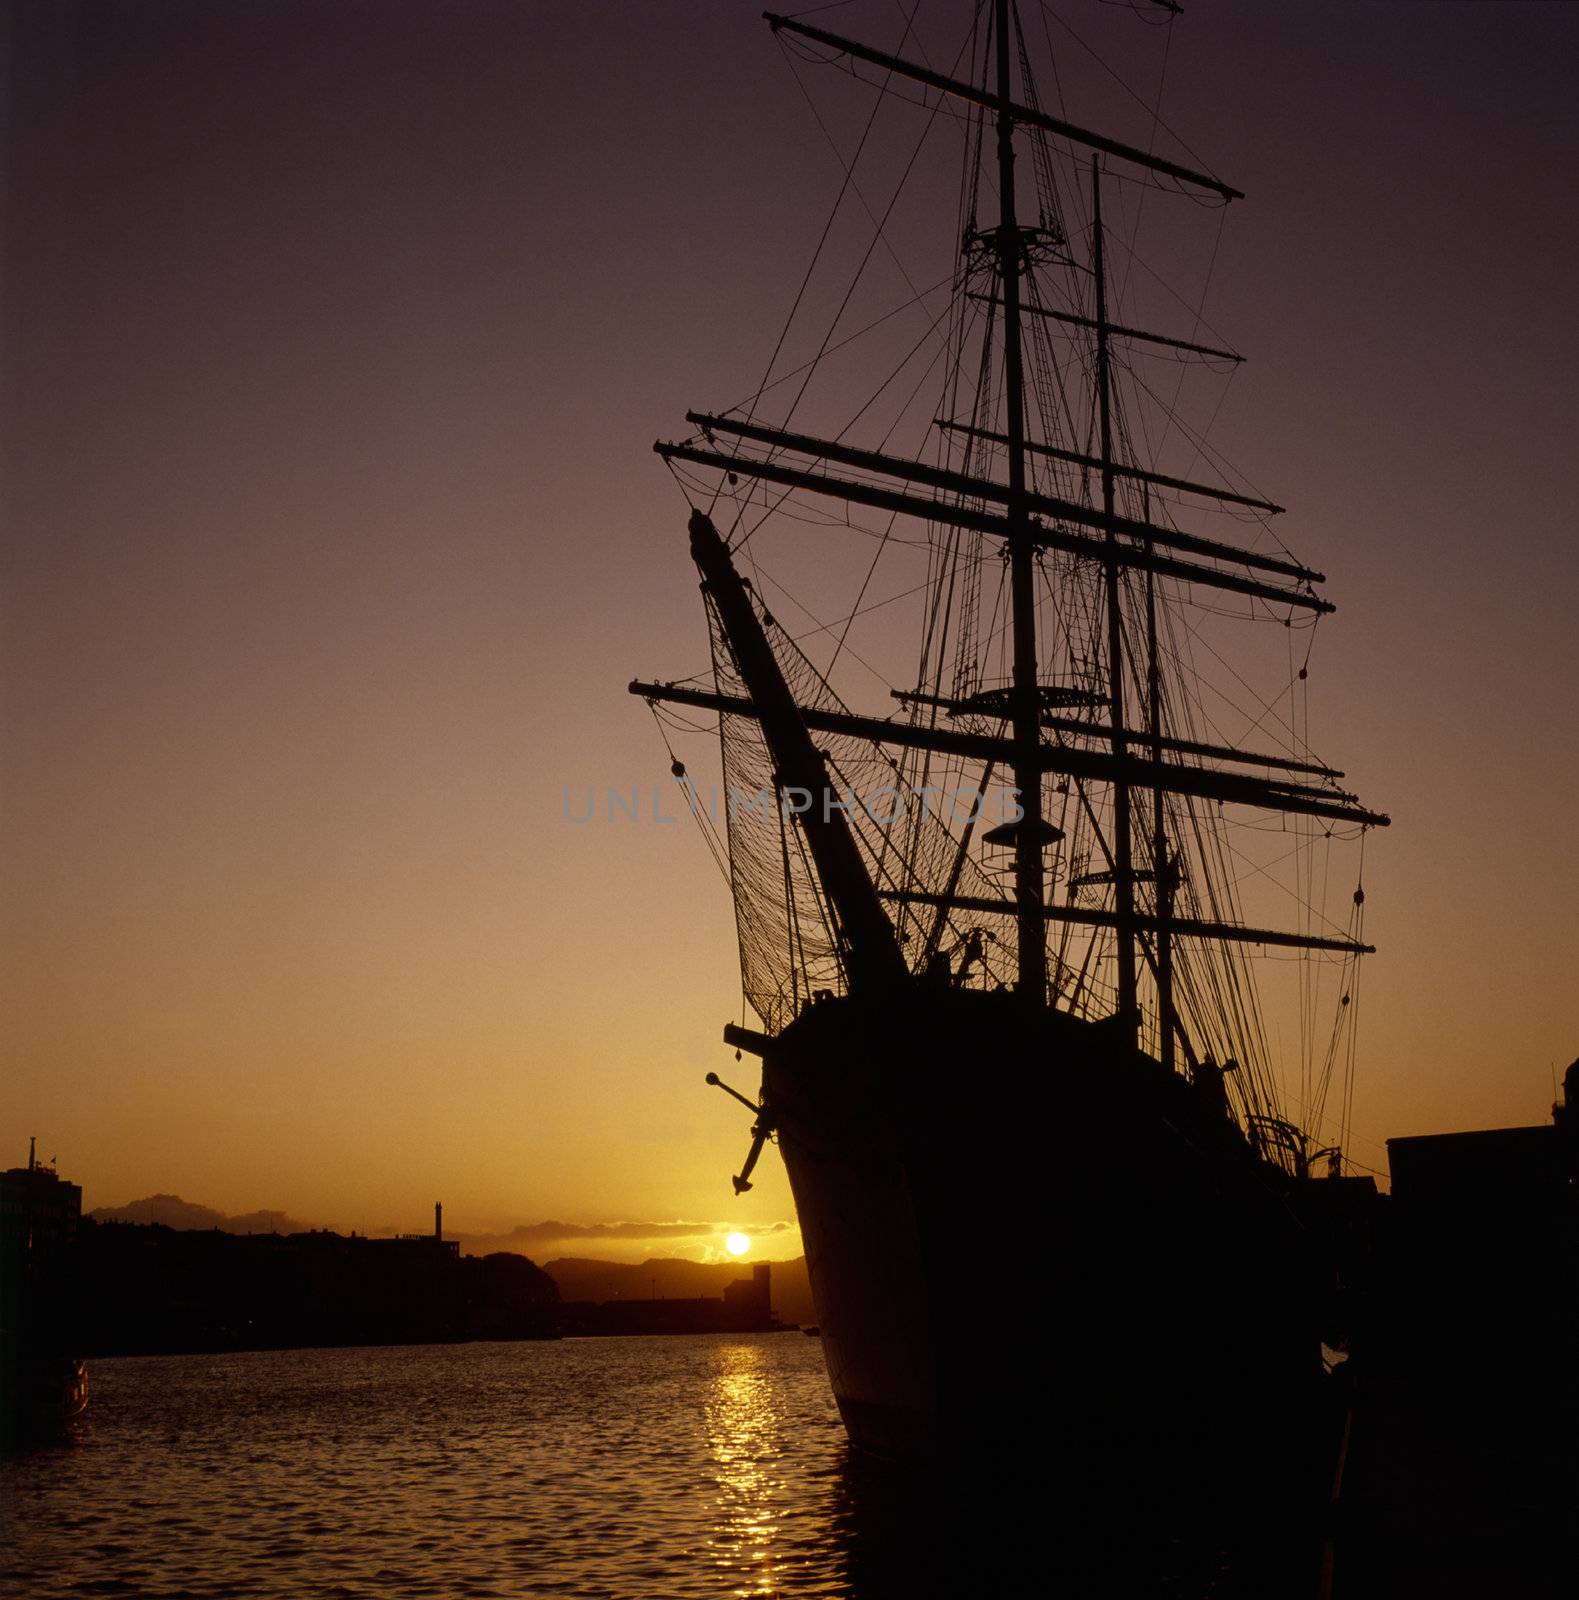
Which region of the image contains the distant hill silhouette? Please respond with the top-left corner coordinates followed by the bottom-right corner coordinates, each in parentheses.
top-left (86, 1201), bottom-right (800, 1263)
top-left (83, 1201), bottom-right (815, 1321)
top-left (545, 1255), bottom-right (816, 1326)
top-left (89, 1194), bottom-right (317, 1234)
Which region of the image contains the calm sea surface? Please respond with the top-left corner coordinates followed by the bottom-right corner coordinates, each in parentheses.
top-left (0, 1336), bottom-right (931, 1599)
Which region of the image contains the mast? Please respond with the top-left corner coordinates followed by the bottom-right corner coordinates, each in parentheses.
top-left (994, 0), bottom-right (1047, 1004)
top-left (637, 11), bottom-right (1387, 1044)
top-left (1144, 490), bottom-right (1177, 1074)
top-left (1092, 159), bottom-right (1138, 1035)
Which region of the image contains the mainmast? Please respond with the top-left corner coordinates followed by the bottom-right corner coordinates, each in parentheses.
top-left (993, 0), bottom-right (1048, 1004)
top-left (1091, 159), bottom-right (1139, 1036)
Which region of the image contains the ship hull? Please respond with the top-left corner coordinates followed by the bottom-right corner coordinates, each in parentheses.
top-left (764, 985), bottom-right (1325, 1502)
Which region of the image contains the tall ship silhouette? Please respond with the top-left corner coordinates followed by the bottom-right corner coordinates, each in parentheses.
top-left (632, 2), bottom-right (1386, 1498)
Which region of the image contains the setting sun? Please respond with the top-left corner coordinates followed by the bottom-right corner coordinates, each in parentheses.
top-left (724, 1232), bottom-right (750, 1257)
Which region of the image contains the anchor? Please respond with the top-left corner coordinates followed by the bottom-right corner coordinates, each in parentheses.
top-left (705, 1071), bottom-right (775, 1194)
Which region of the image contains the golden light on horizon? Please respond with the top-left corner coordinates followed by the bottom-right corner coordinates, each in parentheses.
top-left (724, 1232), bottom-right (750, 1257)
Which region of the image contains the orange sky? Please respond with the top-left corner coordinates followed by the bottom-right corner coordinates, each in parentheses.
top-left (3, 1), bottom-right (1576, 1257)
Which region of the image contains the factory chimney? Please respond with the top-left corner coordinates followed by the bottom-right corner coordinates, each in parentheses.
top-left (434, 1201), bottom-right (443, 1242)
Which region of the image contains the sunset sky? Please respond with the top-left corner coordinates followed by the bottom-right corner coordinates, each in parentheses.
top-left (4, 1), bottom-right (1577, 1259)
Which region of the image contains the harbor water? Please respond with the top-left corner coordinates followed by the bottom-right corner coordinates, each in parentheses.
top-left (0, 1335), bottom-right (930, 1599)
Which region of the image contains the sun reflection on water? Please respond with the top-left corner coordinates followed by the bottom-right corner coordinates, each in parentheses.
top-left (704, 1341), bottom-right (791, 1596)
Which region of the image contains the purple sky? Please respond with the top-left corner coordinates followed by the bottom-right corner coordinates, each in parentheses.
top-left (3, 0), bottom-right (1577, 1243)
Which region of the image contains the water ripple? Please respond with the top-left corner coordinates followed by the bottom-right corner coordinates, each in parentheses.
top-left (0, 1336), bottom-right (922, 1598)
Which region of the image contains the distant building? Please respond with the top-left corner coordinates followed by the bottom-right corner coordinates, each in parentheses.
top-left (1388, 1124), bottom-right (1571, 1210)
top-left (723, 1263), bottom-right (772, 1322)
top-left (559, 1263), bottom-right (784, 1338)
top-left (1380, 1094), bottom-right (1577, 1393)
top-left (377, 1198), bottom-right (459, 1256)
top-left (1363, 1083), bottom-right (1579, 1570)
top-left (1, 1142), bottom-right (87, 1445)
top-left (0, 1142), bottom-right (82, 1249)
